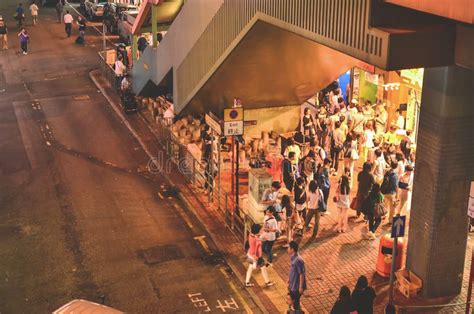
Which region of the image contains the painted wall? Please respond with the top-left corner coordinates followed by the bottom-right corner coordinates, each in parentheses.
top-left (243, 105), bottom-right (300, 138)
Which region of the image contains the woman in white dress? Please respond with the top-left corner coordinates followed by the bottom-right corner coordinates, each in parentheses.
top-left (335, 168), bottom-right (351, 232)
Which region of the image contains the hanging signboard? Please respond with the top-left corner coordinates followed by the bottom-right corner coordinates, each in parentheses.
top-left (205, 113), bottom-right (222, 135)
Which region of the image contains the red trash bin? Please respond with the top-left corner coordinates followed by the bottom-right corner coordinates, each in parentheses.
top-left (376, 233), bottom-right (404, 278)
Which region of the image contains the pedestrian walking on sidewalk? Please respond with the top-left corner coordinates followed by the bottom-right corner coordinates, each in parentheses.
top-left (77, 16), bottom-right (86, 38)
top-left (304, 180), bottom-right (323, 239)
top-left (29, 1), bottom-right (39, 26)
top-left (63, 11), bottom-right (73, 37)
top-left (293, 177), bottom-right (307, 233)
top-left (0, 18), bottom-right (8, 50)
top-left (15, 3), bottom-right (25, 27)
top-left (114, 55), bottom-right (126, 90)
top-left (354, 162), bottom-right (375, 219)
top-left (261, 206), bottom-right (278, 265)
top-left (287, 241), bottom-right (306, 312)
top-left (352, 275), bottom-right (376, 314)
top-left (244, 224), bottom-right (274, 288)
top-left (55, 0), bottom-right (63, 23)
top-left (330, 285), bottom-right (355, 314)
top-left (361, 183), bottom-right (384, 240)
top-left (380, 161), bottom-right (399, 224)
top-left (335, 168), bottom-right (351, 233)
top-left (17, 28), bottom-right (29, 55)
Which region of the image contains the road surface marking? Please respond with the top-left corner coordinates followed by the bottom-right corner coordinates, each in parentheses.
top-left (188, 293), bottom-right (211, 312)
top-left (194, 235), bottom-right (211, 254)
top-left (173, 204), bottom-right (193, 229)
top-left (219, 268), bottom-right (252, 313)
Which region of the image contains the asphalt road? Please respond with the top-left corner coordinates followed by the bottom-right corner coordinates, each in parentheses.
top-left (0, 2), bottom-right (258, 313)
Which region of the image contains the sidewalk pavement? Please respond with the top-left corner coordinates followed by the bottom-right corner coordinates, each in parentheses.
top-left (90, 69), bottom-right (473, 313)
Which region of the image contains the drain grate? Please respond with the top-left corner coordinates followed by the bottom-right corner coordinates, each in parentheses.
top-left (142, 245), bottom-right (184, 265)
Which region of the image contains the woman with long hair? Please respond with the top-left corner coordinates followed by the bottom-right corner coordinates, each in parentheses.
top-left (335, 167), bottom-right (351, 232)
top-left (245, 224), bottom-right (274, 287)
top-left (331, 285), bottom-right (355, 314)
top-left (352, 276), bottom-right (376, 314)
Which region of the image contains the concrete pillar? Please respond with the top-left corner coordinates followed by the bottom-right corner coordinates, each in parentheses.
top-left (132, 34), bottom-right (138, 63)
top-left (406, 65), bottom-right (474, 297)
top-left (151, 5), bottom-right (158, 48)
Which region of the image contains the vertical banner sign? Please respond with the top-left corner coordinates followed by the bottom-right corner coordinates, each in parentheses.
top-left (352, 67), bottom-right (360, 101)
top-left (468, 182), bottom-right (474, 218)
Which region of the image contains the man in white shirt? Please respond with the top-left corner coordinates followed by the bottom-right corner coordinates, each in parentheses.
top-left (29, 1), bottom-right (39, 26)
top-left (63, 10), bottom-right (73, 37)
top-left (350, 106), bottom-right (366, 138)
top-left (375, 103), bottom-right (388, 135)
top-left (114, 56), bottom-right (126, 90)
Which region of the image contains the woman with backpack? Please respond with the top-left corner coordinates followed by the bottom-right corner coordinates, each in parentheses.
top-left (245, 223), bottom-right (274, 288)
top-left (362, 183), bottom-right (384, 239)
top-left (335, 168), bottom-right (351, 233)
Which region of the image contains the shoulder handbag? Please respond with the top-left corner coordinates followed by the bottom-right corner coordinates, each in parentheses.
top-left (374, 201), bottom-right (387, 218)
top-left (318, 189), bottom-right (327, 212)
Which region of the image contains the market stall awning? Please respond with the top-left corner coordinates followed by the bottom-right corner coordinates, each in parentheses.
top-left (132, 0), bottom-right (184, 35)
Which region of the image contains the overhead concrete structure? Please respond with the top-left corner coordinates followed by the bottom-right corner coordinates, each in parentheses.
top-left (132, 0), bottom-right (458, 115)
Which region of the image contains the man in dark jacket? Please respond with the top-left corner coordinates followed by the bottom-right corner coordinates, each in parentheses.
top-left (381, 161), bottom-right (399, 224)
top-left (282, 152), bottom-right (297, 192)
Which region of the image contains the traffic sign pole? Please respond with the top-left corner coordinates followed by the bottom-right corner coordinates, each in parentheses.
top-left (389, 214), bottom-right (406, 306)
top-left (388, 235), bottom-right (398, 305)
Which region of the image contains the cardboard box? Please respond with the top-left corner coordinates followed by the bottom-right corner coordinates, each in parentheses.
top-left (396, 269), bottom-right (422, 298)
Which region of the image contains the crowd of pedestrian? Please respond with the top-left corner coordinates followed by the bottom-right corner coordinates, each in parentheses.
top-left (256, 84), bottom-right (415, 247)
top-left (1, 1), bottom-right (89, 57)
top-left (243, 83), bottom-right (416, 312)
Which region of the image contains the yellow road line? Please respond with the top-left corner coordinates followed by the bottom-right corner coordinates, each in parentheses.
top-left (193, 235), bottom-right (211, 254)
top-left (173, 204), bottom-right (194, 228)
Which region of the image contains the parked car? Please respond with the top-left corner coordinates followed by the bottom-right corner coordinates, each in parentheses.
top-left (53, 299), bottom-right (124, 314)
top-left (103, 2), bottom-right (137, 34)
top-left (84, 0), bottom-right (109, 20)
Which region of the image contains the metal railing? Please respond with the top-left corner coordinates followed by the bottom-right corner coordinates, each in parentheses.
top-left (153, 118), bottom-right (252, 244)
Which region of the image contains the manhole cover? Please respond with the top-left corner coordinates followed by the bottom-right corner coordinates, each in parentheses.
top-left (142, 245), bottom-right (184, 265)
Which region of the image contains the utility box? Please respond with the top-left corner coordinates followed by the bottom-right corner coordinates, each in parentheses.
top-left (248, 168), bottom-right (273, 223)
